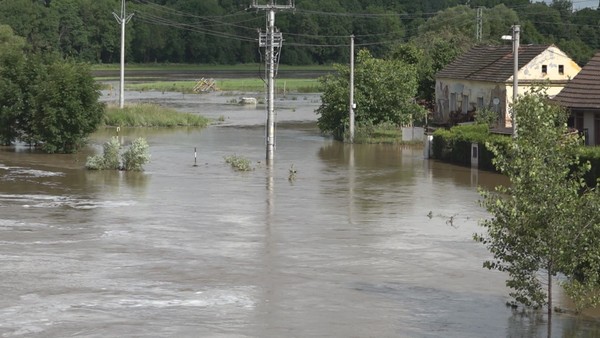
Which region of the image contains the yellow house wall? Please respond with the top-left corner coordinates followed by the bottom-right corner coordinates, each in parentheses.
top-left (504, 48), bottom-right (580, 126)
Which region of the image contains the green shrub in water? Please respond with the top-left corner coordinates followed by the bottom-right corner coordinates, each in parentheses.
top-left (122, 138), bottom-right (151, 171)
top-left (86, 137), bottom-right (150, 171)
top-left (224, 154), bottom-right (253, 171)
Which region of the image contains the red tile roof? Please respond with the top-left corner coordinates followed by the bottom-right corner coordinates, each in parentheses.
top-left (436, 44), bottom-right (551, 83)
top-left (553, 52), bottom-right (600, 110)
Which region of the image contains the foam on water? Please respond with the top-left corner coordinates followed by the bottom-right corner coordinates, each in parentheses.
top-left (0, 166), bottom-right (64, 178)
top-left (0, 288), bottom-right (255, 336)
top-left (0, 194), bottom-right (136, 209)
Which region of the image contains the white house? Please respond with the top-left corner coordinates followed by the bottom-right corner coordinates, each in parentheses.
top-left (434, 44), bottom-right (581, 128)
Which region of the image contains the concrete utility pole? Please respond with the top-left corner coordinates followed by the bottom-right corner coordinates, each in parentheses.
top-left (349, 35), bottom-right (355, 143)
top-left (476, 7), bottom-right (483, 43)
top-left (253, 1), bottom-right (294, 163)
top-left (502, 24), bottom-right (519, 137)
top-left (113, 0), bottom-right (134, 109)
top-left (512, 25), bottom-right (520, 137)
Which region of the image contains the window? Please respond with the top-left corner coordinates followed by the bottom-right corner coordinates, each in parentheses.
top-left (542, 65), bottom-right (548, 74)
top-left (567, 112), bottom-right (584, 131)
top-left (462, 95), bottom-right (469, 114)
top-left (559, 65), bottom-right (564, 75)
top-left (450, 93), bottom-right (457, 112)
top-left (477, 97), bottom-right (484, 109)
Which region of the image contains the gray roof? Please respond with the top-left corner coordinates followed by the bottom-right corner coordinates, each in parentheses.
top-left (553, 51), bottom-right (600, 110)
top-left (436, 44), bottom-right (551, 83)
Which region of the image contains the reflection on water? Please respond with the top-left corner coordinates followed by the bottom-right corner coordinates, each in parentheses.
top-left (0, 90), bottom-right (598, 337)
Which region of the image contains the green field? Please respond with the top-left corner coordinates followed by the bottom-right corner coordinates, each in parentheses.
top-left (124, 78), bottom-right (321, 93)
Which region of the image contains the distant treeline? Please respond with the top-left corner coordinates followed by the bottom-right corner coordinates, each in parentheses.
top-left (1, 0), bottom-right (597, 65)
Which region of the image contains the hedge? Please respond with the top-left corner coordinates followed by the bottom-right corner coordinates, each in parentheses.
top-left (432, 124), bottom-right (600, 185)
top-left (432, 124), bottom-right (509, 171)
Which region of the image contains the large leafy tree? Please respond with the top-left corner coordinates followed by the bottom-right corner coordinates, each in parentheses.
top-left (30, 61), bottom-right (104, 153)
top-left (316, 49), bottom-right (424, 140)
top-left (476, 88), bottom-right (600, 332)
top-left (0, 25), bottom-right (104, 152)
top-left (0, 25), bottom-right (27, 145)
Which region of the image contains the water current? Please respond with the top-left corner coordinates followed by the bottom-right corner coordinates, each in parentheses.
top-left (0, 89), bottom-right (599, 337)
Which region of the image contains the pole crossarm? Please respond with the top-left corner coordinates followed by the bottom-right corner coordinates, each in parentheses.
top-left (259, 32), bottom-right (283, 48)
top-left (251, 0), bottom-right (295, 11)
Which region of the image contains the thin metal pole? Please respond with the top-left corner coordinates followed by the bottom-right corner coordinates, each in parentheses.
top-left (266, 8), bottom-right (276, 162)
top-left (349, 35), bottom-right (355, 143)
top-left (513, 25), bottom-right (520, 137)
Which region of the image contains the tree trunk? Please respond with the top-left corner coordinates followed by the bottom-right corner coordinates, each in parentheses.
top-left (547, 267), bottom-right (553, 338)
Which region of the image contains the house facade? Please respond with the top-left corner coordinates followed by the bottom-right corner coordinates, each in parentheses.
top-left (434, 44), bottom-right (581, 128)
top-left (553, 52), bottom-right (600, 146)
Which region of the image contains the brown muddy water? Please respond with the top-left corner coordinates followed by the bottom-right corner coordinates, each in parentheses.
top-left (0, 89), bottom-right (599, 337)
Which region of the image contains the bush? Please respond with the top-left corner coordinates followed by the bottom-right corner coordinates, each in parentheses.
top-left (86, 137), bottom-right (150, 171)
top-left (579, 146), bottom-right (600, 187)
top-left (102, 137), bottom-right (122, 170)
top-left (122, 138), bottom-right (151, 171)
top-left (432, 123), bottom-right (510, 170)
top-left (224, 154), bottom-right (253, 171)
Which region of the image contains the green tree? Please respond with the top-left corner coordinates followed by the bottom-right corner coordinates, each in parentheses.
top-left (476, 88), bottom-right (600, 333)
top-left (0, 25), bottom-right (28, 145)
top-left (30, 61), bottom-right (104, 153)
top-left (316, 49), bottom-right (424, 140)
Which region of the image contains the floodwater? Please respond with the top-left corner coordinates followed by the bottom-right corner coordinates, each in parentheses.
top-left (0, 89), bottom-right (599, 337)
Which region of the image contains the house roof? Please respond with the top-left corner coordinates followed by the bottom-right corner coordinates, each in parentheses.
top-left (553, 51), bottom-right (600, 110)
top-left (436, 44), bottom-right (551, 83)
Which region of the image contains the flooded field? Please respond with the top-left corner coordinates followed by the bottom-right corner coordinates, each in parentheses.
top-left (0, 88), bottom-right (599, 337)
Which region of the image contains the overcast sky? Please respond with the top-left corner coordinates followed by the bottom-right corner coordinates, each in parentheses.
top-left (572, 0), bottom-right (597, 9)
top-left (540, 0), bottom-right (597, 9)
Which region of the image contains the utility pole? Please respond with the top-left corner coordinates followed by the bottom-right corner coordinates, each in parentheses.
top-left (349, 35), bottom-right (355, 143)
top-left (113, 0), bottom-right (134, 109)
top-left (512, 25), bottom-right (520, 137)
top-left (253, 1), bottom-right (294, 163)
top-left (476, 7), bottom-right (483, 43)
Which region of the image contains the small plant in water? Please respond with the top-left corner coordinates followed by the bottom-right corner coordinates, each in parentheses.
top-left (224, 154), bottom-right (253, 171)
top-left (288, 164), bottom-right (297, 182)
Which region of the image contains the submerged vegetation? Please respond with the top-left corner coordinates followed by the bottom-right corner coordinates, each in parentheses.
top-left (86, 137), bottom-right (150, 171)
top-left (102, 104), bottom-right (210, 128)
top-left (224, 154), bottom-right (253, 172)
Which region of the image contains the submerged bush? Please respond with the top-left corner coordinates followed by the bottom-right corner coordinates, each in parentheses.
top-left (86, 137), bottom-right (150, 171)
top-left (122, 138), bottom-right (151, 171)
top-left (224, 154), bottom-right (253, 171)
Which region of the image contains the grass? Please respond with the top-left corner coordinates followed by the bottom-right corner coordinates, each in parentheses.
top-left (353, 122), bottom-right (405, 144)
top-left (102, 103), bottom-right (210, 128)
top-left (125, 78), bottom-right (320, 94)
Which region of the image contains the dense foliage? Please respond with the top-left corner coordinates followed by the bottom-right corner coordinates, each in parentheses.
top-left (316, 49), bottom-right (424, 140)
top-left (0, 0), bottom-right (597, 66)
top-left (431, 123), bottom-right (509, 170)
top-left (0, 25), bottom-right (104, 153)
top-left (476, 88), bottom-right (600, 320)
